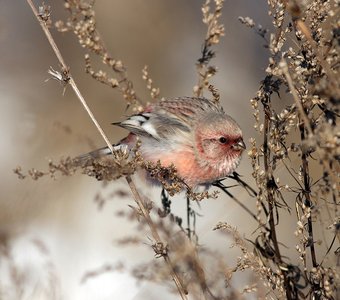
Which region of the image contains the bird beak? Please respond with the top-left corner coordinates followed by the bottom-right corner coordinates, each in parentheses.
top-left (232, 139), bottom-right (246, 150)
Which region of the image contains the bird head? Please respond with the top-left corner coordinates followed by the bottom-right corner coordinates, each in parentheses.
top-left (194, 113), bottom-right (245, 175)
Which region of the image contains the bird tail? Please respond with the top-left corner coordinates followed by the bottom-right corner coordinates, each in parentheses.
top-left (74, 144), bottom-right (125, 167)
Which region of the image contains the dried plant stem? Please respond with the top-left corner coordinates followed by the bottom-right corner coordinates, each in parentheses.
top-left (299, 124), bottom-right (317, 268)
top-left (263, 111), bottom-right (293, 300)
top-left (212, 181), bottom-right (269, 230)
top-left (26, 0), bottom-right (115, 156)
top-left (125, 176), bottom-right (188, 299)
top-left (70, 79), bottom-right (115, 153)
top-left (26, 1), bottom-right (188, 298)
top-left (186, 197), bottom-right (192, 239)
top-left (263, 115), bottom-right (280, 260)
top-left (280, 59), bottom-right (313, 135)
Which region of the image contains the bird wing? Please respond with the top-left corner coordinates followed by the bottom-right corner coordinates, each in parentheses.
top-left (113, 97), bottom-right (223, 141)
top-left (113, 112), bottom-right (190, 140)
top-left (156, 97), bottom-right (223, 125)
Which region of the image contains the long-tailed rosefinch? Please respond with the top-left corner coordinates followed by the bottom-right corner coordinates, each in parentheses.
top-left (79, 97), bottom-right (245, 187)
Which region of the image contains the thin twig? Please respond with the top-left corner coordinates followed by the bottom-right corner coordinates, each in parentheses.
top-left (263, 106), bottom-right (293, 300)
top-left (125, 176), bottom-right (188, 299)
top-left (194, 0), bottom-right (225, 97)
top-left (186, 196), bottom-right (192, 240)
top-left (212, 181), bottom-right (262, 226)
top-left (299, 123), bottom-right (318, 268)
top-left (280, 59), bottom-right (313, 135)
top-left (26, 0), bottom-right (115, 156)
top-left (228, 172), bottom-right (258, 197)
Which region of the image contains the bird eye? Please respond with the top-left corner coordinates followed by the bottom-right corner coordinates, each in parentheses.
top-left (219, 137), bottom-right (228, 144)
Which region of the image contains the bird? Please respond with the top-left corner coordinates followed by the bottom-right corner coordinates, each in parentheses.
top-left (78, 97), bottom-right (245, 188)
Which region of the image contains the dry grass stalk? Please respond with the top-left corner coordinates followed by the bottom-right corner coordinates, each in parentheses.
top-left (194, 0), bottom-right (225, 97)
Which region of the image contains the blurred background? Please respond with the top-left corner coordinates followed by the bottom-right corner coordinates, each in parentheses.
top-left (0, 1), bottom-right (296, 299)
